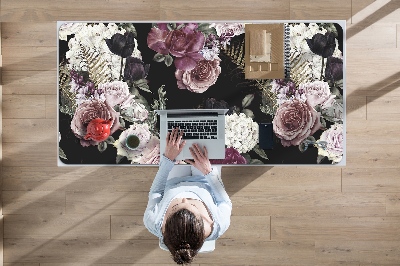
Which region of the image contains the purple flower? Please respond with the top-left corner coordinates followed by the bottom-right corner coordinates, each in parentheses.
top-left (306, 32), bottom-right (336, 58)
top-left (325, 56), bottom-right (343, 81)
top-left (209, 147), bottom-right (247, 164)
top-left (105, 32), bottom-right (135, 58)
top-left (147, 25), bottom-right (205, 71)
top-left (124, 56), bottom-right (150, 82)
top-left (204, 98), bottom-right (229, 109)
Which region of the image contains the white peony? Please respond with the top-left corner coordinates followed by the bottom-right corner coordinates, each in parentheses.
top-left (225, 113), bottom-right (259, 153)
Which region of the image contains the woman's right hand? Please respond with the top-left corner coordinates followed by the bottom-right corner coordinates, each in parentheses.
top-left (184, 143), bottom-right (212, 175)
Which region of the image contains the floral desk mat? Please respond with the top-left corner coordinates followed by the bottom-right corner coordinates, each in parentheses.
top-left (58, 21), bottom-right (345, 165)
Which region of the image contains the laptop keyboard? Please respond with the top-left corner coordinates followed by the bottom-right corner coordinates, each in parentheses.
top-left (168, 120), bottom-right (218, 139)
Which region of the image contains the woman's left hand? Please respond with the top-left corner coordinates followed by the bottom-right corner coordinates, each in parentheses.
top-left (164, 127), bottom-right (186, 161)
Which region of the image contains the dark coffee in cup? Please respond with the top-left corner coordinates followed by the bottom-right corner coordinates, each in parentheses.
top-left (126, 134), bottom-right (140, 150)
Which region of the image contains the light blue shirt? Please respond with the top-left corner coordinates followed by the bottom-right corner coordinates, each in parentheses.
top-left (143, 155), bottom-right (232, 241)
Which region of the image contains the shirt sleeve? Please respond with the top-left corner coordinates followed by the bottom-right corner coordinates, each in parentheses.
top-left (143, 154), bottom-right (175, 237)
top-left (205, 167), bottom-right (232, 237)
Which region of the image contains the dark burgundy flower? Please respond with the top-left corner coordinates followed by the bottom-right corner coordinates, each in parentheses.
top-left (105, 32), bottom-right (135, 58)
top-left (325, 56), bottom-right (343, 81)
top-left (124, 56), bottom-right (150, 81)
top-left (204, 98), bottom-right (229, 109)
top-left (209, 147), bottom-right (247, 164)
top-left (306, 32), bottom-right (336, 58)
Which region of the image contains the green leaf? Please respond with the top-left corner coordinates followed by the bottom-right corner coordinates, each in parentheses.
top-left (252, 145), bottom-right (269, 160)
top-left (138, 84), bottom-right (152, 93)
top-left (197, 23), bottom-right (217, 35)
top-left (241, 153), bottom-right (251, 164)
top-left (59, 147), bottom-right (68, 160)
top-left (98, 141), bottom-right (107, 153)
top-left (242, 94), bottom-right (254, 108)
top-left (167, 23), bottom-right (176, 31)
top-left (306, 136), bottom-right (316, 143)
top-left (164, 54), bottom-right (173, 67)
top-left (331, 86), bottom-right (342, 97)
top-left (119, 23), bottom-right (137, 37)
top-left (133, 79), bottom-right (152, 93)
top-left (105, 136), bottom-right (115, 144)
top-left (119, 116), bottom-right (126, 128)
top-left (153, 53), bottom-right (165, 62)
top-left (320, 116), bottom-right (327, 128)
top-left (299, 141), bottom-right (308, 153)
top-left (317, 155), bottom-right (326, 164)
top-left (116, 155), bottom-right (124, 164)
top-left (250, 159), bottom-right (264, 164)
top-left (242, 108), bottom-right (254, 119)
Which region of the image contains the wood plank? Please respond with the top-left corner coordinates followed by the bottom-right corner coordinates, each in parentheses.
top-left (66, 191), bottom-right (148, 216)
top-left (222, 216), bottom-right (270, 240)
top-left (4, 214), bottom-right (110, 240)
top-left (2, 95), bottom-right (46, 119)
top-left (351, 0), bottom-right (400, 25)
top-left (347, 23), bottom-right (397, 49)
top-left (346, 96), bottom-right (367, 120)
top-left (351, 0), bottom-right (376, 24)
top-left (346, 48), bottom-right (400, 97)
top-left (1, 22), bottom-right (56, 46)
top-left (223, 166), bottom-right (341, 194)
top-left (1, 70), bottom-right (56, 95)
top-left (231, 192), bottom-right (386, 217)
top-left (3, 238), bottom-right (315, 265)
top-left (290, 0), bottom-right (351, 19)
top-left (111, 216), bottom-right (155, 240)
top-left (41, 264), bottom-right (196, 266)
top-left (2, 119), bottom-right (56, 143)
top-left (110, 215), bottom-right (271, 241)
top-left (346, 144), bottom-right (400, 168)
top-left (2, 52), bottom-right (57, 71)
top-left (346, 120), bottom-right (400, 145)
top-left (343, 168), bottom-right (400, 193)
top-left (386, 194), bottom-right (400, 216)
top-left (316, 240), bottom-right (400, 264)
top-left (272, 216), bottom-right (400, 241)
top-left (2, 142), bottom-right (57, 167)
top-left (1, 166), bottom-right (154, 192)
top-left (4, 263), bottom-right (39, 266)
top-left (0, 0), bottom-right (160, 22)
top-left (2, 191), bottom-right (65, 215)
top-left (160, 0), bottom-right (290, 20)
top-left (367, 96), bottom-right (400, 120)
top-left (46, 95), bottom-right (57, 119)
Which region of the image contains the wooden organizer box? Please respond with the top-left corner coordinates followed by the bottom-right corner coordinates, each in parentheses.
top-left (245, 23), bottom-right (285, 79)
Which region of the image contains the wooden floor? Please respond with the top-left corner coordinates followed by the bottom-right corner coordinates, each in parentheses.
top-left (1, 0), bottom-right (400, 265)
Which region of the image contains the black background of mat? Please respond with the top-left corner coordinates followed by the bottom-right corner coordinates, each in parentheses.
top-left (58, 22), bottom-right (343, 165)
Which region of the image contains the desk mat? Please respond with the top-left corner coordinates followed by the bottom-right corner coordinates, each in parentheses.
top-left (58, 22), bottom-right (345, 165)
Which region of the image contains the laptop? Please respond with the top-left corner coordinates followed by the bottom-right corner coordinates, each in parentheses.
top-left (156, 109), bottom-right (229, 161)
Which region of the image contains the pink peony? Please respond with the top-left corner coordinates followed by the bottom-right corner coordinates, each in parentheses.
top-left (147, 25), bottom-right (205, 71)
top-left (71, 99), bottom-right (121, 147)
top-left (300, 81), bottom-right (336, 109)
top-left (175, 58), bottom-right (221, 93)
top-left (138, 136), bottom-right (160, 164)
top-left (318, 123), bottom-right (343, 164)
top-left (209, 147), bottom-right (247, 164)
top-left (98, 81), bottom-right (130, 108)
top-left (273, 99), bottom-right (322, 147)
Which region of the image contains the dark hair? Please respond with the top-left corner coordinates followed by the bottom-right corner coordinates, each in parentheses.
top-left (163, 208), bottom-right (206, 264)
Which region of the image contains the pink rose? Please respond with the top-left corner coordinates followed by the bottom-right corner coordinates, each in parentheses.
top-left (273, 99), bottom-right (322, 147)
top-left (147, 25), bottom-right (205, 71)
top-left (299, 81), bottom-right (336, 108)
top-left (175, 58), bottom-right (221, 93)
top-left (71, 99), bottom-right (121, 147)
top-left (138, 136), bottom-right (160, 164)
top-left (318, 123), bottom-right (343, 164)
top-left (98, 81), bottom-right (130, 108)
